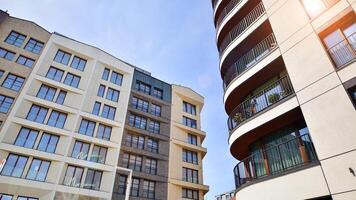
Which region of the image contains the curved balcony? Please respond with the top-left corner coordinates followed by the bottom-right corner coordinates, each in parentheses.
top-left (227, 76), bottom-right (294, 132)
top-left (216, 0), bottom-right (243, 29)
top-left (233, 133), bottom-right (318, 190)
top-left (223, 33), bottom-right (278, 90)
top-left (218, 2), bottom-right (266, 56)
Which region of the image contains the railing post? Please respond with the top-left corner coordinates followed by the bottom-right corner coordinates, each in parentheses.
top-left (262, 145), bottom-right (270, 176)
top-left (296, 132), bottom-right (309, 163)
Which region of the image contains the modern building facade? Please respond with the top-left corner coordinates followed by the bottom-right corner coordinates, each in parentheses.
top-left (214, 190), bottom-right (235, 200)
top-left (212, 0), bottom-right (356, 199)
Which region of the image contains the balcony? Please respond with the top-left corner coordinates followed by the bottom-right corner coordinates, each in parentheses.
top-left (212, 0), bottom-right (219, 10)
top-left (219, 2), bottom-right (266, 56)
top-left (223, 33), bottom-right (278, 89)
top-left (216, 0), bottom-right (243, 29)
top-left (227, 76), bottom-right (294, 132)
top-left (234, 133), bottom-right (318, 190)
top-left (327, 33), bottom-right (356, 68)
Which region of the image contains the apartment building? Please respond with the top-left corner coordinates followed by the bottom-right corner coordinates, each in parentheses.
top-left (214, 190), bottom-right (235, 200)
top-left (212, 0), bottom-right (356, 199)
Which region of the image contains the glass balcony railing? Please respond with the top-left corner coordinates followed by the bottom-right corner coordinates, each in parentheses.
top-left (219, 2), bottom-right (266, 55)
top-left (233, 133), bottom-right (318, 190)
top-left (327, 33), bottom-right (356, 68)
top-left (227, 76), bottom-right (294, 132)
top-left (223, 33), bottom-right (278, 89)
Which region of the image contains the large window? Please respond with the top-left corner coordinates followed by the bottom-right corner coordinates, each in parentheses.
top-left (55, 90), bottom-right (67, 104)
top-left (63, 73), bottom-right (80, 88)
top-left (97, 84), bottom-right (105, 97)
top-left (1, 154), bottom-right (28, 178)
top-left (0, 47), bottom-right (15, 61)
top-left (16, 55), bottom-right (35, 68)
top-left (183, 149), bottom-right (198, 164)
top-left (2, 74), bottom-right (25, 91)
top-left (101, 104), bottom-right (116, 120)
top-left (183, 101), bottom-right (197, 115)
top-left (71, 140), bottom-right (90, 160)
top-left (97, 123), bottom-right (111, 140)
top-left (37, 84), bottom-right (56, 101)
top-left (122, 153), bottom-right (142, 172)
top-left (150, 104), bottom-right (161, 116)
top-left (0, 94), bottom-right (14, 113)
top-left (117, 175), bottom-right (127, 194)
top-left (63, 165), bottom-right (83, 187)
top-left (147, 138), bottom-right (158, 153)
top-left (188, 134), bottom-right (198, 146)
top-left (26, 105), bottom-right (48, 123)
top-left (125, 134), bottom-right (145, 149)
top-left (84, 169), bottom-right (102, 190)
top-left (24, 38), bottom-right (44, 54)
top-left (92, 101), bottom-right (101, 115)
top-left (135, 81), bottom-right (151, 95)
top-left (130, 178), bottom-right (140, 197)
top-left (90, 145), bottom-right (107, 164)
top-left (5, 31), bottom-right (26, 47)
top-left (132, 97), bottom-right (149, 112)
top-left (47, 110), bottom-right (67, 129)
top-left (142, 180), bottom-right (155, 199)
top-left (106, 88), bottom-right (120, 102)
top-left (79, 119), bottom-right (96, 137)
top-left (0, 194), bottom-right (13, 200)
top-left (46, 66), bottom-right (64, 82)
top-left (183, 116), bottom-right (197, 129)
top-left (145, 158), bottom-right (157, 175)
top-left (148, 120), bottom-right (160, 134)
top-left (26, 158), bottom-right (50, 182)
top-left (102, 68), bottom-right (110, 81)
top-left (182, 188), bottom-right (199, 200)
top-left (129, 114), bottom-right (147, 130)
top-left (152, 88), bottom-right (163, 99)
top-left (70, 56), bottom-right (86, 71)
top-left (182, 167), bottom-right (198, 183)
top-left (110, 71), bottom-right (123, 86)
top-left (54, 50), bottom-right (71, 65)
top-left (14, 127), bottom-right (39, 149)
top-left (37, 133), bottom-right (59, 153)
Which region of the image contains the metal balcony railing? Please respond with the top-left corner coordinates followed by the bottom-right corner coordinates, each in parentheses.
top-left (216, 0), bottom-right (243, 29)
top-left (227, 76), bottom-right (294, 132)
top-left (234, 133), bottom-right (318, 190)
top-left (219, 2), bottom-right (266, 55)
top-left (327, 33), bottom-right (356, 68)
top-left (223, 33), bottom-right (278, 89)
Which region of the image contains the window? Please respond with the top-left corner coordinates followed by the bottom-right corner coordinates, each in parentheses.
top-left (130, 178), bottom-right (140, 197)
top-left (183, 101), bottom-right (197, 115)
top-left (16, 55), bottom-right (35, 67)
top-left (26, 105), bottom-right (48, 123)
top-left (14, 127), bottom-right (38, 149)
top-left (84, 169), bottom-right (102, 190)
top-left (110, 71), bottom-right (123, 86)
top-left (183, 149), bottom-right (198, 164)
top-left (2, 74), bottom-right (25, 91)
top-left (47, 110), bottom-right (67, 129)
top-left (102, 68), bottom-right (110, 81)
top-left (5, 31), bottom-right (26, 47)
top-left (142, 180), bottom-right (155, 199)
top-left (71, 140), bottom-right (90, 160)
top-left (117, 175), bottom-right (127, 194)
top-left (182, 188), bottom-right (199, 200)
top-left (148, 120), bottom-right (160, 134)
top-left (37, 84), bottom-right (56, 101)
top-left (147, 138), bottom-right (158, 153)
top-left (79, 119), bottom-right (96, 137)
top-left (0, 194), bottom-right (13, 200)
top-left (97, 123), bottom-right (111, 140)
top-left (24, 38), bottom-right (44, 54)
top-left (153, 88), bottom-right (163, 99)
top-left (54, 50), bottom-right (71, 65)
top-left (70, 56), bottom-right (86, 71)
top-left (55, 90), bottom-right (67, 104)
top-left (0, 47), bottom-right (15, 61)
top-left (145, 158), bottom-right (157, 175)
top-left (129, 114), bottom-right (147, 130)
top-left (183, 116), bottom-right (197, 129)
top-left (0, 94), bottom-right (14, 113)
top-left (301, 0), bottom-right (339, 18)
top-left (0, 70), bottom-right (4, 79)
top-left (348, 85), bottom-right (356, 108)
top-left (97, 84), bottom-right (105, 97)
top-left (182, 167), bottom-right (198, 183)
top-left (1, 154), bottom-right (28, 177)
top-left (37, 133), bottom-right (59, 153)
top-left (63, 73), bottom-right (80, 88)
top-left (46, 67), bottom-right (64, 82)
top-left (63, 165), bottom-right (84, 187)
top-left (17, 196), bottom-right (38, 200)
top-left (106, 88), bottom-right (120, 102)
top-left (101, 104), bottom-right (116, 120)
top-left (26, 158), bottom-right (50, 182)
top-left (125, 134), bottom-right (145, 149)
top-left (131, 97), bottom-right (149, 112)
top-left (92, 101), bottom-right (101, 115)
top-left (150, 104), bottom-right (161, 116)
top-left (122, 153), bottom-right (142, 172)
top-left (135, 81), bottom-right (151, 94)
top-left (90, 145), bottom-right (107, 164)
top-left (188, 134), bottom-right (198, 146)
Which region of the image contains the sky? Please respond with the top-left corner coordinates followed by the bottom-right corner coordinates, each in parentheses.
top-left (0, 0), bottom-right (237, 199)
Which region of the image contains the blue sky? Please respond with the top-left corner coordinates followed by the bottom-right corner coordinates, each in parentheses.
top-left (0, 0), bottom-right (236, 199)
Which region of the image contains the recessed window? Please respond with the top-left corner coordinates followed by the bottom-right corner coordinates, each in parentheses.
top-left (70, 56), bottom-right (86, 71)
top-left (0, 194), bottom-right (13, 200)
top-left (106, 88), bottom-right (120, 102)
top-left (16, 55), bottom-right (35, 68)
top-left (5, 31), bottom-right (26, 47)
top-left (63, 165), bottom-right (83, 187)
top-left (130, 178), bottom-right (140, 197)
top-left (17, 196), bottom-right (38, 200)
top-left (122, 153), bottom-right (142, 172)
top-left (71, 140), bottom-right (90, 160)
top-left (117, 175), bottom-right (127, 194)
top-left (97, 84), bottom-right (105, 97)
top-left (37, 84), bottom-right (56, 101)
top-left (25, 38), bottom-right (44, 54)
top-left (183, 101), bottom-right (196, 115)
top-left (125, 134), bottom-right (145, 149)
top-left (101, 104), bottom-right (116, 120)
top-left (148, 120), bottom-right (160, 134)
top-left (97, 123), bottom-right (111, 141)
top-left (183, 116), bottom-right (197, 129)
top-left (0, 94), bottom-right (14, 113)
top-left (47, 110), bottom-right (67, 129)
top-left (150, 104), bottom-right (161, 116)
top-left (26, 105), bottom-right (48, 124)
top-left (110, 71), bottom-right (123, 86)
top-left (63, 73), bottom-right (80, 88)
top-left (1, 154), bottom-right (28, 177)
top-left (0, 47), bottom-right (15, 61)
top-left (182, 188), bottom-right (199, 200)
top-left (347, 85), bottom-right (356, 108)
top-left (55, 90), bottom-right (67, 105)
top-left (129, 114), bottom-right (147, 130)
top-left (2, 73), bottom-right (25, 91)
top-left (54, 50), bottom-right (71, 65)
top-left (14, 127), bottom-right (39, 149)
top-left (152, 88), bottom-right (163, 99)
top-left (135, 81), bottom-right (151, 95)
top-left (144, 158), bottom-right (157, 175)
top-left (90, 145), bottom-right (107, 164)
top-left (102, 68), bottom-right (110, 81)
top-left (37, 133), bottom-right (59, 153)
top-left (79, 119), bottom-right (96, 137)
top-left (26, 158), bottom-right (50, 182)
top-left (142, 180), bottom-right (155, 199)
top-left (182, 167), bottom-right (198, 183)
top-left (0, 70), bottom-right (4, 79)
top-left (46, 67), bottom-right (64, 82)
top-left (132, 97), bottom-right (149, 112)
top-left (183, 149), bottom-right (198, 164)
top-left (92, 101), bottom-right (101, 115)
top-left (147, 138), bottom-right (158, 153)
top-left (84, 169), bottom-right (102, 190)
top-left (188, 134), bottom-right (198, 146)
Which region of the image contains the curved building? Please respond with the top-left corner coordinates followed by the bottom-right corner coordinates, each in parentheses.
top-left (211, 0), bottom-right (356, 199)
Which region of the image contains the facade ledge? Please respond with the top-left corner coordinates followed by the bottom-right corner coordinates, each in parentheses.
top-left (34, 74), bottom-right (85, 95)
top-left (0, 175), bottom-right (55, 190)
top-left (80, 111), bottom-right (123, 128)
top-left (24, 94), bottom-right (78, 114)
top-left (131, 89), bottom-right (171, 107)
top-left (55, 185), bottom-right (111, 199)
top-left (120, 145), bottom-right (169, 161)
top-left (171, 138), bottom-right (207, 158)
top-left (124, 125), bottom-right (170, 141)
top-left (128, 107), bottom-right (170, 123)
top-left (172, 121), bottom-right (206, 140)
top-left (169, 178), bottom-right (209, 193)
